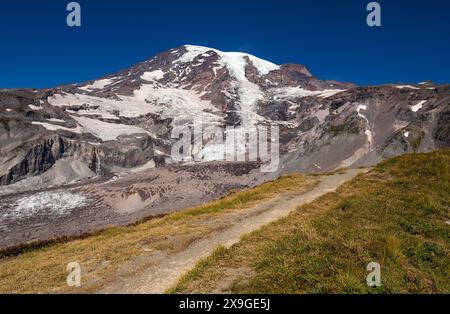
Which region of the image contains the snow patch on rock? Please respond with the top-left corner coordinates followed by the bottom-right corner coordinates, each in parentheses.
top-left (356, 105), bottom-right (369, 123)
top-left (47, 118), bottom-right (65, 123)
top-left (396, 85), bottom-right (419, 90)
top-left (70, 115), bottom-right (151, 141)
top-left (141, 70), bottom-right (165, 81)
top-left (32, 116), bottom-right (150, 141)
top-left (356, 105), bottom-right (373, 147)
top-left (79, 79), bottom-right (114, 91)
top-left (411, 100), bottom-right (426, 112)
top-left (32, 121), bottom-right (83, 134)
top-left (270, 87), bottom-right (345, 100)
top-left (28, 104), bottom-right (42, 110)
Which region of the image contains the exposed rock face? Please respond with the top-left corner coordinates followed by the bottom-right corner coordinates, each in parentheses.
top-left (276, 84), bottom-right (450, 173)
top-left (434, 107), bottom-right (450, 143)
top-left (0, 136), bottom-right (69, 185)
top-left (96, 135), bottom-right (154, 170)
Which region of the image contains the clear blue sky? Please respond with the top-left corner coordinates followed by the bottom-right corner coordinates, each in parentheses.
top-left (1, 0), bottom-right (449, 88)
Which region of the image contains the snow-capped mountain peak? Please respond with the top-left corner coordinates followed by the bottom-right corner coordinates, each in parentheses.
top-left (174, 45), bottom-right (280, 76)
top-left (1, 45), bottom-right (447, 193)
top-left (50, 45), bottom-right (352, 134)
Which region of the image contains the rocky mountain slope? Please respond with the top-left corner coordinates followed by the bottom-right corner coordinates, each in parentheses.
top-left (1, 45), bottom-right (448, 192)
top-left (0, 45), bottom-right (449, 248)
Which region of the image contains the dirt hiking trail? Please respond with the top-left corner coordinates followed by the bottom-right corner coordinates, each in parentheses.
top-left (100, 168), bottom-right (368, 294)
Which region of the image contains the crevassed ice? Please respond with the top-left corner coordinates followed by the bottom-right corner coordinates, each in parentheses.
top-left (5, 192), bottom-right (87, 220)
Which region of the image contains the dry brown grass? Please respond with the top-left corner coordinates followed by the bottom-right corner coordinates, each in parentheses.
top-left (0, 173), bottom-right (315, 293)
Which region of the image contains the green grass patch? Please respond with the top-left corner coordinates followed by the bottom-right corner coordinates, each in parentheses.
top-left (169, 173), bottom-right (316, 220)
top-left (170, 150), bottom-right (450, 294)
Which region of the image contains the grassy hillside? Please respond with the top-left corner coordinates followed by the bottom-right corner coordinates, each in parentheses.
top-left (170, 150), bottom-right (450, 293)
top-left (0, 173), bottom-right (316, 293)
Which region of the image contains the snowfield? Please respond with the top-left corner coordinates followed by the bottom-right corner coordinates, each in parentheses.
top-left (70, 115), bottom-right (151, 141)
top-left (49, 82), bottom-right (223, 128)
top-left (132, 84), bottom-right (223, 126)
top-left (32, 116), bottom-right (150, 141)
top-left (48, 93), bottom-right (152, 118)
